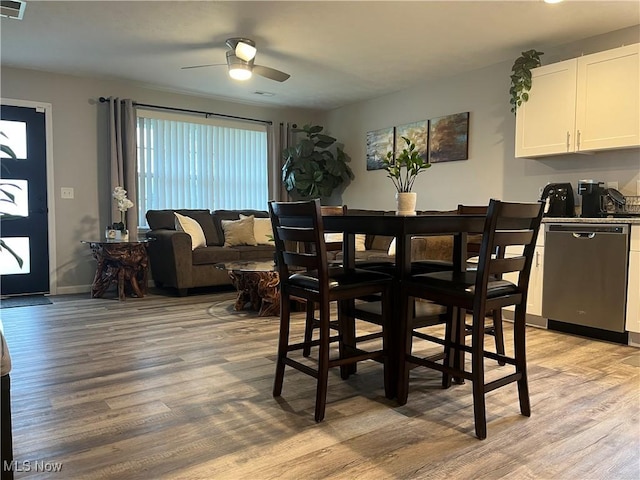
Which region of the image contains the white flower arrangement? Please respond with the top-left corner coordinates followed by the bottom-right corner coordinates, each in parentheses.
top-left (111, 186), bottom-right (134, 231)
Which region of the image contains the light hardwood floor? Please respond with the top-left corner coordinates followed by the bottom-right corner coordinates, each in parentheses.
top-left (1, 288), bottom-right (639, 479)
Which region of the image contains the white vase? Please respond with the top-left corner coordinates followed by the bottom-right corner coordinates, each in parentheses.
top-left (115, 229), bottom-right (129, 241)
top-left (396, 192), bottom-right (417, 216)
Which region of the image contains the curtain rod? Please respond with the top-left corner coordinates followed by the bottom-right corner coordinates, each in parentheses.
top-left (98, 97), bottom-right (272, 126)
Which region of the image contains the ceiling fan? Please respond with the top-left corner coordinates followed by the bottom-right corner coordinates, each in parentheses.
top-left (181, 37), bottom-right (290, 82)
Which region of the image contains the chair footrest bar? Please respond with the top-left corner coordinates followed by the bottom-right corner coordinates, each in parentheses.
top-left (406, 354), bottom-right (473, 381)
top-left (330, 349), bottom-right (385, 367)
top-left (485, 372), bottom-right (522, 393)
top-left (283, 358), bottom-right (319, 379)
top-left (483, 350), bottom-right (516, 365)
top-left (355, 332), bottom-right (384, 343)
top-left (288, 336), bottom-right (341, 351)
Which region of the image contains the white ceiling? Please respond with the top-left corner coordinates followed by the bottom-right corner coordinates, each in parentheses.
top-left (1, 0), bottom-right (639, 110)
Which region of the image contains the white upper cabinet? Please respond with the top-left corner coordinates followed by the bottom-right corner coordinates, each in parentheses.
top-left (515, 43), bottom-right (639, 158)
top-left (515, 59), bottom-right (577, 157)
top-left (576, 44), bottom-right (640, 151)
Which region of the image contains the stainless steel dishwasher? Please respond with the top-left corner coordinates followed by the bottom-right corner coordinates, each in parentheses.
top-left (542, 223), bottom-right (629, 343)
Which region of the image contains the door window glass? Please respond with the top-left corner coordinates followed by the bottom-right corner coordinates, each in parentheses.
top-left (0, 120), bottom-right (27, 159)
top-left (0, 236), bottom-right (30, 274)
top-left (0, 179), bottom-right (28, 217)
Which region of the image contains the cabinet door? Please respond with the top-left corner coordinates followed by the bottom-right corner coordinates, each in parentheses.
top-left (576, 44), bottom-right (640, 151)
top-left (527, 246), bottom-right (544, 316)
top-left (626, 226), bottom-right (640, 333)
top-left (515, 59), bottom-right (577, 158)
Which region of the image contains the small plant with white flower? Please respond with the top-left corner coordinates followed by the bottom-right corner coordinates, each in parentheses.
top-left (110, 186), bottom-right (134, 231)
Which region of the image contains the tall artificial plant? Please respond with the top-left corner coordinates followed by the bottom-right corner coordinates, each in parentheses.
top-left (282, 124), bottom-right (354, 200)
top-left (509, 49), bottom-right (544, 114)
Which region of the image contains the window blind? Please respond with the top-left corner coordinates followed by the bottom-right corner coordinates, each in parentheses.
top-left (136, 109), bottom-right (268, 227)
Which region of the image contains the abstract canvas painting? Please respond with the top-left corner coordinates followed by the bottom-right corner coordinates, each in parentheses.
top-left (366, 127), bottom-right (395, 170)
top-left (429, 112), bottom-right (469, 163)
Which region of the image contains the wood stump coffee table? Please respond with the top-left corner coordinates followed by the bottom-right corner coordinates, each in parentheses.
top-left (217, 260), bottom-right (281, 316)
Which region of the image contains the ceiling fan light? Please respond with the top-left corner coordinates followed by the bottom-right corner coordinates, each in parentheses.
top-left (229, 65), bottom-right (252, 81)
top-left (236, 41), bottom-right (257, 62)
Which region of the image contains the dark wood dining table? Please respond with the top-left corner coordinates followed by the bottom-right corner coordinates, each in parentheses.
top-left (322, 213), bottom-right (487, 398)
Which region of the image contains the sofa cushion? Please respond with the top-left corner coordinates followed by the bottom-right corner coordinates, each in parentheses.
top-left (221, 216), bottom-right (258, 247)
top-left (147, 209), bottom-right (180, 230)
top-left (174, 212), bottom-right (207, 250)
top-left (181, 211), bottom-right (220, 246)
top-left (212, 209), bottom-right (269, 244)
top-left (240, 214), bottom-right (273, 245)
top-left (235, 245), bottom-right (276, 261)
top-left (146, 209), bottom-right (222, 246)
top-left (192, 246), bottom-right (240, 265)
top-left (370, 235), bottom-right (394, 252)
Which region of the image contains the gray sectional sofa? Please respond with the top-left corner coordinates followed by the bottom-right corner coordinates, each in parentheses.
top-left (145, 208), bottom-right (457, 296)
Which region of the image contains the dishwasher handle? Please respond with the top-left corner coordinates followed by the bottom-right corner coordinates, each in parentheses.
top-left (572, 232), bottom-right (596, 239)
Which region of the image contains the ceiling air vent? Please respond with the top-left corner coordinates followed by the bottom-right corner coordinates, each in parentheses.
top-left (0, 0), bottom-right (26, 20)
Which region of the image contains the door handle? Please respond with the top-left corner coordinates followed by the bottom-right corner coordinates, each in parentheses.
top-left (572, 232), bottom-right (595, 239)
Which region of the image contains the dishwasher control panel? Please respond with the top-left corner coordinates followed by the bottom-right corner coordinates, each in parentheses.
top-left (546, 224), bottom-right (628, 235)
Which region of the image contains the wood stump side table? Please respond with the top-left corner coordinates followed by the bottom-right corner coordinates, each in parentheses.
top-left (216, 260), bottom-right (281, 316)
top-left (82, 239), bottom-right (154, 301)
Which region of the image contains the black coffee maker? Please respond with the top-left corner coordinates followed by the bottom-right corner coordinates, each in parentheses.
top-left (578, 180), bottom-right (605, 217)
top-left (540, 183), bottom-right (575, 217)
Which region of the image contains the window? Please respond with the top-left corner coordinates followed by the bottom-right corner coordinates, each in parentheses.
top-left (136, 109), bottom-right (268, 228)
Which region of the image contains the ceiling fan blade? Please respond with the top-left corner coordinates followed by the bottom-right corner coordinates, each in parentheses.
top-left (181, 63), bottom-right (226, 70)
top-left (253, 65), bottom-right (290, 82)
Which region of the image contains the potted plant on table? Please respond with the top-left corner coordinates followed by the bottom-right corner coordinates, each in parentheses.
top-left (281, 124), bottom-right (354, 203)
top-left (383, 136), bottom-right (431, 215)
top-left (106, 186), bottom-right (134, 240)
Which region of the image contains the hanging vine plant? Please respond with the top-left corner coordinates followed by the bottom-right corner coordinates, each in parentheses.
top-left (509, 49), bottom-right (544, 114)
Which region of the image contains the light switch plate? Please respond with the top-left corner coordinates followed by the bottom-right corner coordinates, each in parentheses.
top-left (61, 187), bottom-right (74, 199)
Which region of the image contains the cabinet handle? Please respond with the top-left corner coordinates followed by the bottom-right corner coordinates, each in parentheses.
top-left (535, 251), bottom-right (540, 267)
top-left (566, 131), bottom-right (570, 151)
top-left (577, 130), bottom-right (581, 150)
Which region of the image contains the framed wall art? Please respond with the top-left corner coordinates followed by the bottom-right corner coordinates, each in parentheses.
top-left (366, 126), bottom-right (395, 171)
top-left (395, 120), bottom-right (428, 161)
top-left (428, 112), bottom-right (469, 163)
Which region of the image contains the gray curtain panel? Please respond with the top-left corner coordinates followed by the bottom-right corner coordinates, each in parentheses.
top-left (108, 98), bottom-right (138, 239)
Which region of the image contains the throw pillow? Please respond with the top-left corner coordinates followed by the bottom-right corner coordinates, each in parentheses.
top-left (174, 212), bottom-right (206, 250)
top-left (323, 233), bottom-right (366, 251)
top-left (324, 233), bottom-right (343, 244)
top-left (221, 216), bottom-right (258, 247)
top-left (240, 214), bottom-right (273, 245)
top-left (388, 238), bottom-right (396, 256)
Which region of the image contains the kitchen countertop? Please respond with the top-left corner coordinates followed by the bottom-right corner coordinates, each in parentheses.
top-left (543, 217), bottom-right (640, 225)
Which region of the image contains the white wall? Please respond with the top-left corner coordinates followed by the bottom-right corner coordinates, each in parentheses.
top-left (327, 26), bottom-right (640, 212)
top-left (0, 69), bottom-right (323, 293)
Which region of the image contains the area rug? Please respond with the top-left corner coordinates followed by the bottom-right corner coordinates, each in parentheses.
top-left (0, 295), bottom-right (53, 309)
